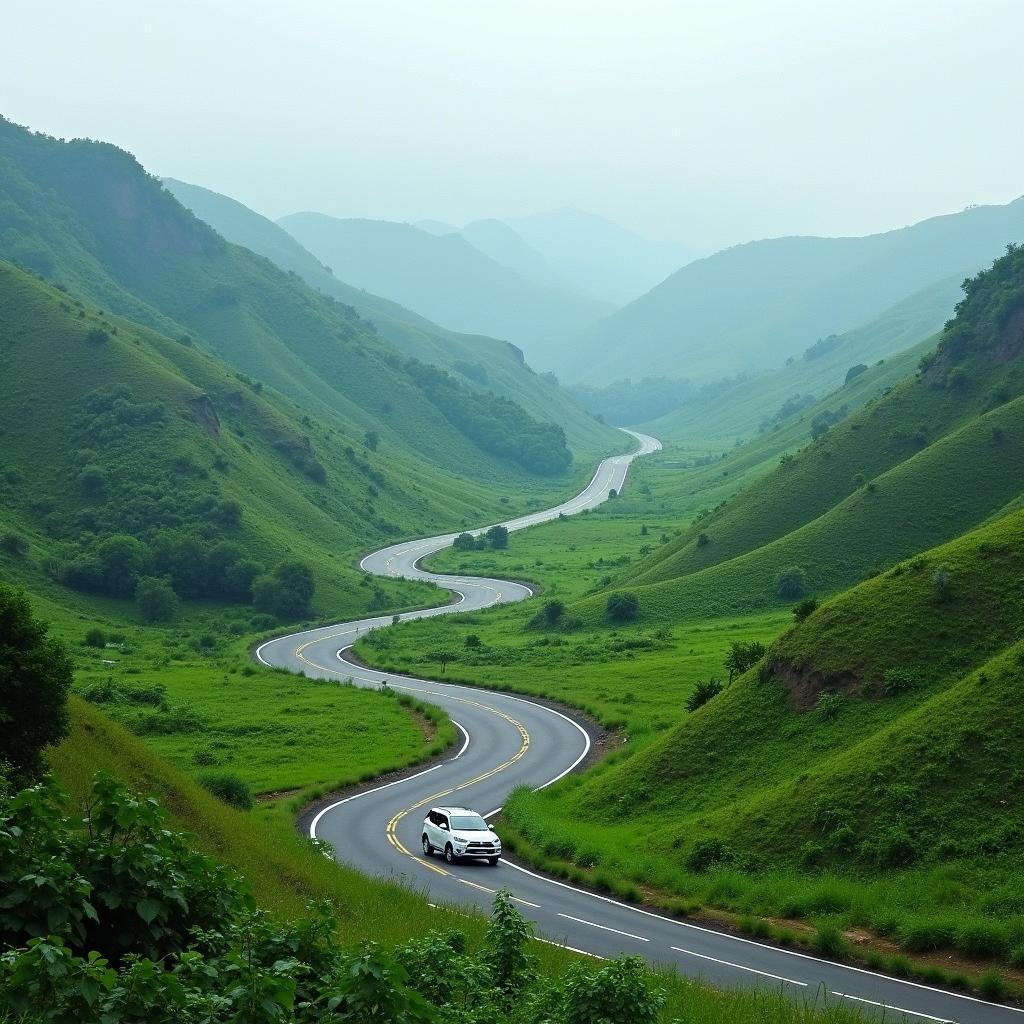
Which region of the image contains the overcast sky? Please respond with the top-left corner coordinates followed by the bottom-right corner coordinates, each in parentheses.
top-left (4, 1), bottom-right (1023, 250)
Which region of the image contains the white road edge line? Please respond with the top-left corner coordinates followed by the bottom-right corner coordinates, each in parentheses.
top-left (558, 913), bottom-right (649, 942)
top-left (831, 991), bottom-right (953, 1023)
top-left (499, 858), bottom-right (1023, 1014)
top-left (669, 946), bottom-right (806, 987)
top-left (449, 721), bottom-right (469, 760)
top-left (536, 937), bottom-right (607, 960)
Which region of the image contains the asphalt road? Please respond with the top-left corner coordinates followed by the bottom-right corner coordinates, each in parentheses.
top-left (255, 430), bottom-right (1017, 1024)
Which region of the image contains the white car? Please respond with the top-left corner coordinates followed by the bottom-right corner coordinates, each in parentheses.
top-left (422, 806), bottom-right (501, 865)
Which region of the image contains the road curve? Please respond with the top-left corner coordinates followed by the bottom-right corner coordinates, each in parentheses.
top-left (255, 429), bottom-right (1016, 1024)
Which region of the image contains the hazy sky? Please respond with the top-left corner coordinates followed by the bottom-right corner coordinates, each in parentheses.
top-left (4, 1), bottom-right (1023, 250)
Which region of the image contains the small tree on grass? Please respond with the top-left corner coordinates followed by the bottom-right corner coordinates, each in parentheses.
top-left (793, 596), bottom-right (820, 622)
top-left (933, 564), bottom-right (953, 603)
top-left (199, 771), bottom-right (253, 810)
top-left (561, 956), bottom-right (663, 1024)
top-left (776, 566), bottom-right (806, 599)
top-left (486, 525), bottom-right (509, 549)
top-left (723, 640), bottom-right (766, 681)
top-left (453, 532), bottom-right (477, 551)
top-left (0, 531), bottom-right (29, 558)
top-left (135, 576), bottom-right (179, 624)
top-left (606, 591), bottom-right (639, 623)
top-left (0, 585), bottom-right (73, 782)
top-left (687, 677), bottom-right (724, 711)
top-left (364, 430), bottom-right (380, 451)
top-left (252, 560), bottom-right (315, 619)
top-left (427, 649), bottom-right (457, 674)
top-left (531, 598), bottom-right (565, 629)
top-left (483, 890), bottom-right (535, 996)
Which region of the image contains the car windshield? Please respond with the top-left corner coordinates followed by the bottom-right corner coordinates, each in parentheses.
top-left (449, 814), bottom-right (488, 831)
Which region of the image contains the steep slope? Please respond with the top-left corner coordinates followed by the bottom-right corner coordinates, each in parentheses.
top-left (277, 212), bottom-right (612, 368)
top-left (0, 117), bottom-right (596, 486)
top-left (508, 208), bottom-right (695, 304)
top-left (570, 197), bottom-right (1024, 384)
top-left (162, 178), bottom-right (618, 458)
top-left (575, 245), bottom-right (1024, 621)
top-left (641, 275), bottom-right (963, 442)
top-left (459, 218), bottom-right (558, 285)
top-left (506, 507), bottom-right (1024, 960)
top-left (0, 261), bottom-right (518, 617)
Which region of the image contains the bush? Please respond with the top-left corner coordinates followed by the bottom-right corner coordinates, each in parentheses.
top-left (135, 576), bottom-right (179, 624)
top-left (813, 924), bottom-right (849, 957)
top-left (83, 627), bottom-right (107, 648)
top-left (530, 599), bottom-right (565, 629)
top-left (792, 597), bottom-right (819, 622)
top-left (685, 837), bottom-right (735, 872)
top-left (816, 693), bottom-right (844, 721)
top-left (687, 678), bottom-right (724, 712)
top-left (0, 531), bottom-right (29, 558)
top-left (933, 564), bottom-right (953, 602)
top-left (845, 363), bottom-right (868, 384)
top-left (453, 532), bottom-right (480, 551)
top-left (561, 956), bottom-right (663, 1024)
top-left (606, 592), bottom-right (639, 623)
top-left (775, 567), bottom-right (805, 599)
top-left (723, 640), bottom-right (766, 680)
top-left (252, 560), bottom-right (315, 619)
top-left (199, 772), bottom-right (254, 810)
top-left (0, 586), bottom-right (73, 781)
top-left (85, 327), bottom-right (109, 345)
top-left (486, 525), bottom-right (509, 549)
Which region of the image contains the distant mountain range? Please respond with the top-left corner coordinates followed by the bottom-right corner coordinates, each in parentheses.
top-left (567, 197), bottom-right (1024, 384)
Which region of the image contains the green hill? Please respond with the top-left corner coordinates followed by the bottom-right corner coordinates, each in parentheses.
top-left (572, 246), bottom-right (1024, 623)
top-left (0, 117), bottom-right (615, 484)
top-left (0, 259), bottom-right (533, 618)
top-left (505, 505), bottom-right (1024, 964)
top-left (277, 211), bottom-right (612, 368)
top-left (640, 275), bottom-right (963, 444)
top-left (162, 177), bottom-right (617, 458)
top-left (569, 196), bottom-right (1024, 384)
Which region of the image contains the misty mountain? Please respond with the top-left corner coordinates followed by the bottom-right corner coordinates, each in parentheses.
top-left (162, 178), bottom-right (616, 455)
top-left (458, 218), bottom-right (558, 286)
top-left (567, 197), bottom-right (1024, 385)
top-left (276, 212), bottom-right (612, 367)
top-left (507, 207), bottom-right (696, 304)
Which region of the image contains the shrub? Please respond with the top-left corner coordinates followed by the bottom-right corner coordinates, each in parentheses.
top-left (813, 924), bottom-right (849, 957)
top-left (199, 771), bottom-right (254, 810)
top-left (76, 463), bottom-right (107, 498)
top-left (978, 969), bottom-right (1007, 1001)
top-left (561, 955), bottom-right (663, 1024)
top-left (792, 597), bottom-right (819, 622)
top-left (83, 627), bottom-right (107, 648)
top-left (697, 532), bottom-right (710, 547)
top-left (955, 921), bottom-right (1010, 959)
top-left (816, 693), bottom-right (844, 721)
top-left (883, 667), bottom-right (922, 696)
top-left (530, 598), bottom-right (565, 629)
top-left (0, 585), bottom-right (73, 781)
top-left (606, 592), bottom-right (639, 623)
top-left (135, 576), bottom-right (179, 624)
top-left (685, 837), bottom-right (735, 872)
top-left (464, 633), bottom-right (481, 648)
top-left (0, 531), bottom-right (28, 558)
top-left (85, 327), bottom-right (109, 345)
top-left (486, 524), bottom-right (509, 549)
top-left (845, 363), bottom-right (868, 384)
top-left (933, 564), bottom-right (953, 602)
top-left (723, 640), bottom-right (766, 679)
top-left (252, 560), bottom-right (315, 619)
top-left (775, 567), bottom-right (805, 599)
top-left (687, 678), bottom-right (724, 712)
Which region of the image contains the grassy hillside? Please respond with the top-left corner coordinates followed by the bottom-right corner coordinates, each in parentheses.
top-left (0, 117), bottom-right (610, 486)
top-left (570, 196), bottom-right (1024, 384)
top-left (571, 247), bottom-right (1024, 624)
top-left (503, 507), bottom-right (1024, 969)
top-left (641, 276), bottom-right (962, 444)
top-left (277, 211), bottom-right (612, 369)
top-left (162, 178), bottom-right (618, 459)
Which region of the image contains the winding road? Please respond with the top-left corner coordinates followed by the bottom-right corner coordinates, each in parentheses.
top-left (256, 429), bottom-right (1017, 1024)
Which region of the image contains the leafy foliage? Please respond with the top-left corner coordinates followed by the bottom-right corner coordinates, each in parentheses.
top-left (0, 585), bottom-right (72, 782)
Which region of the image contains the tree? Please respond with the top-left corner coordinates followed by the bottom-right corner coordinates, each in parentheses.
top-left (486, 525), bottom-right (509, 549)
top-left (135, 576), bottom-right (179, 623)
top-left (723, 640), bottom-right (766, 681)
top-left (793, 597), bottom-right (819, 622)
top-left (533, 599), bottom-right (565, 629)
top-left (483, 890), bottom-right (535, 995)
top-left (427, 650), bottom-right (457, 674)
top-left (0, 585), bottom-right (72, 781)
top-left (252, 560), bottom-right (315, 619)
top-left (0, 531), bottom-right (29, 558)
top-left (606, 592), bottom-right (639, 623)
top-left (687, 677), bottom-right (724, 711)
top-left (364, 430), bottom-right (380, 452)
top-left (96, 534), bottom-right (148, 597)
top-left (845, 363), bottom-right (868, 384)
top-left (933, 564), bottom-right (953, 603)
top-left (77, 464), bottom-right (107, 498)
top-left (452, 532), bottom-right (478, 551)
top-left (776, 567), bottom-right (805, 600)
top-left (561, 956), bottom-right (663, 1024)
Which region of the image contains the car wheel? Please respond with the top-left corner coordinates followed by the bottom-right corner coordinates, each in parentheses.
top-left (422, 835), bottom-right (432, 857)
top-left (488, 856), bottom-right (500, 866)
top-left (444, 843), bottom-right (455, 864)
